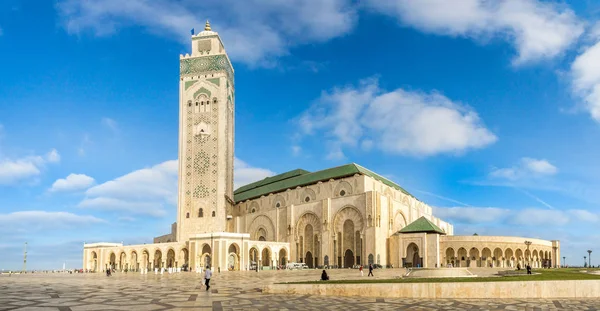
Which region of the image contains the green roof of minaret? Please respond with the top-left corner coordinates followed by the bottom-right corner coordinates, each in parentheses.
top-left (397, 216), bottom-right (446, 235)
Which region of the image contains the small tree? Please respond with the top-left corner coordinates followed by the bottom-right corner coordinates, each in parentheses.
top-left (473, 233), bottom-right (479, 236)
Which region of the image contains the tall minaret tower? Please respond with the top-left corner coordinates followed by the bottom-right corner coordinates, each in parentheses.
top-left (177, 21), bottom-right (235, 242)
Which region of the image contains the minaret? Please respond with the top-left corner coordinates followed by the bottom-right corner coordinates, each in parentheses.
top-left (177, 21), bottom-right (235, 242)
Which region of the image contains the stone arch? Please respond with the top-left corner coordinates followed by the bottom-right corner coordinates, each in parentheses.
top-left (392, 211), bottom-right (408, 232)
top-left (108, 252), bottom-right (116, 270)
top-left (296, 212), bottom-right (322, 239)
top-left (153, 249), bottom-right (163, 269)
top-left (248, 215), bottom-right (275, 241)
top-left (273, 195), bottom-right (286, 209)
top-left (249, 247), bottom-right (259, 270)
top-left (300, 187), bottom-right (317, 203)
top-left (249, 201), bottom-right (260, 214)
top-left (482, 248), bottom-right (492, 267)
top-left (493, 248), bottom-right (503, 267)
top-left (166, 248), bottom-right (176, 268)
top-left (179, 248), bottom-right (189, 269)
top-left (406, 243), bottom-right (420, 267)
top-left (457, 247), bottom-right (467, 267)
top-left (469, 247), bottom-right (480, 267)
top-left (200, 243), bottom-right (212, 269)
top-left (130, 250), bottom-right (139, 271)
top-left (334, 180), bottom-right (353, 197)
top-left (261, 247), bottom-right (272, 267)
top-left (333, 206), bottom-right (365, 234)
top-left (118, 251), bottom-right (127, 271)
top-left (445, 247), bottom-right (455, 265)
top-left (90, 251), bottom-right (98, 272)
top-left (141, 249), bottom-right (150, 270)
top-left (227, 243), bottom-right (240, 271)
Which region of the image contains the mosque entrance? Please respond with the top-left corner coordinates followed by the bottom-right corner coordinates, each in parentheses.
top-left (305, 251), bottom-right (313, 268)
top-left (344, 249), bottom-right (354, 268)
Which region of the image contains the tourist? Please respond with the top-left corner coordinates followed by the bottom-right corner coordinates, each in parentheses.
top-left (526, 264), bottom-right (532, 275)
top-left (368, 264), bottom-right (374, 277)
top-left (359, 265), bottom-right (363, 276)
top-left (321, 270), bottom-right (329, 281)
top-left (204, 267), bottom-right (212, 291)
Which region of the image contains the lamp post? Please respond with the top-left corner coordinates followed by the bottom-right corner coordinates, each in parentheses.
top-left (524, 241), bottom-right (532, 266)
top-left (584, 256), bottom-right (587, 268)
top-left (588, 250), bottom-right (592, 268)
top-left (563, 256), bottom-right (566, 268)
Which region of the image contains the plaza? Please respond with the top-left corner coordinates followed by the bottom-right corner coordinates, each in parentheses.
top-left (2, 270), bottom-right (600, 311)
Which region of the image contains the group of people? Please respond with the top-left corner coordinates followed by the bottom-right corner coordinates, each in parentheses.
top-left (321, 264), bottom-right (375, 281)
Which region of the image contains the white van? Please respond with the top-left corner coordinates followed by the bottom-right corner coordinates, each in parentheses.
top-left (286, 262), bottom-right (309, 270)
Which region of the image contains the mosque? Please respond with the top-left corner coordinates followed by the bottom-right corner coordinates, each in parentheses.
top-left (83, 22), bottom-right (561, 273)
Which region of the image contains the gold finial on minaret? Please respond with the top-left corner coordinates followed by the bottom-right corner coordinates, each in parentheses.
top-left (204, 20), bottom-right (211, 31)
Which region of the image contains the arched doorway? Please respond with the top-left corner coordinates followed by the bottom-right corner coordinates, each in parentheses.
top-left (227, 243), bottom-right (240, 271)
top-left (306, 251), bottom-right (313, 268)
top-left (405, 243), bottom-right (420, 268)
top-left (262, 248), bottom-right (271, 268)
top-left (493, 248), bottom-right (503, 267)
top-left (109, 252), bottom-right (116, 270)
top-left (445, 248), bottom-right (455, 267)
top-left (249, 247), bottom-right (259, 270)
top-left (279, 248), bottom-right (287, 266)
top-left (166, 249), bottom-right (176, 268)
top-left (119, 252), bottom-right (126, 271)
top-left (142, 250), bottom-right (150, 271)
top-left (457, 247), bottom-right (467, 267)
top-left (179, 248), bottom-right (189, 270)
top-left (200, 244), bottom-right (211, 269)
top-left (130, 251), bottom-right (138, 272)
top-left (469, 248), bottom-right (480, 267)
top-left (257, 228), bottom-right (267, 241)
top-left (90, 251), bottom-right (98, 272)
top-left (344, 249), bottom-right (354, 268)
top-left (154, 250), bottom-right (162, 269)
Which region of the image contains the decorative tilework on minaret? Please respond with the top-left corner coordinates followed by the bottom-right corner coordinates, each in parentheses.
top-left (177, 22), bottom-right (235, 242)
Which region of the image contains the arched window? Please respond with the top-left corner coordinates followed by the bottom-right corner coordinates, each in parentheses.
top-left (251, 208), bottom-right (255, 213)
top-left (304, 196), bottom-right (310, 203)
top-left (212, 211), bottom-right (216, 217)
top-left (213, 98), bottom-right (218, 104)
top-left (186, 212), bottom-right (190, 218)
top-left (199, 208), bottom-right (203, 217)
top-left (195, 102), bottom-right (199, 106)
top-left (276, 202), bottom-right (281, 208)
top-left (187, 100), bottom-right (192, 107)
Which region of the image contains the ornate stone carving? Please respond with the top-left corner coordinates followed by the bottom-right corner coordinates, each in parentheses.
top-left (180, 55), bottom-right (234, 86)
top-left (333, 206), bottom-right (364, 234)
top-left (296, 212), bottom-right (322, 239)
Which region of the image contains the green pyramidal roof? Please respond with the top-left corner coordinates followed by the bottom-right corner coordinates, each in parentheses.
top-left (398, 216), bottom-right (446, 235)
top-left (233, 163), bottom-right (414, 203)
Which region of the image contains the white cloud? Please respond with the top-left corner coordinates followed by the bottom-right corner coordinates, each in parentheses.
top-left (49, 173), bottom-right (95, 192)
top-left (510, 208), bottom-right (570, 226)
top-left (234, 158), bottom-right (276, 189)
top-left (433, 206), bottom-right (509, 223)
top-left (298, 78), bottom-right (496, 157)
top-left (0, 149), bottom-right (60, 185)
top-left (490, 157), bottom-right (557, 181)
top-left (366, 0), bottom-right (584, 65)
top-left (0, 211), bottom-right (104, 233)
top-left (571, 36), bottom-right (600, 122)
top-left (56, 0), bottom-right (357, 66)
top-left (46, 148), bottom-right (61, 163)
top-left (79, 160), bottom-right (177, 217)
top-left (101, 117), bottom-right (118, 132)
top-left (78, 157), bottom-right (274, 215)
top-left (435, 206), bottom-right (599, 227)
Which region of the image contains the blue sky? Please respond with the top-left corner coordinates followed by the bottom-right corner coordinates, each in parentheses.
top-left (1, 0), bottom-right (600, 270)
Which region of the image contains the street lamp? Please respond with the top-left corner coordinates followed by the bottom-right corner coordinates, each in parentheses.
top-left (563, 256), bottom-right (566, 268)
top-left (588, 250), bottom-right (592, 268)
top-left (584, 256), bottom-right (587, 268)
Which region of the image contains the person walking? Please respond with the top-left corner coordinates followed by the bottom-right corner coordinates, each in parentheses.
top-left (204, 267), bottom-right (212, 291)
top-left (359, 265), bottom-right (364, 276)
top-left (368, 264), bottom-right (374, 277)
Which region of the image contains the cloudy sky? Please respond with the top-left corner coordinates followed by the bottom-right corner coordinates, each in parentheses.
top-left (1, 0), bottom-right (599, 270)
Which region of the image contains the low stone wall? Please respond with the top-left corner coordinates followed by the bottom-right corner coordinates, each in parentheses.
top-left (264, 280), bottom-right (600, 299)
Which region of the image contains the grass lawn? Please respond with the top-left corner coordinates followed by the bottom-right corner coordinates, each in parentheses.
top-left (283, 268), bottom-right (600, 285)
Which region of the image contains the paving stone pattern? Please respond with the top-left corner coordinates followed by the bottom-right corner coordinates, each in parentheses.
top-left (1, 269), bottom-right (600, 310)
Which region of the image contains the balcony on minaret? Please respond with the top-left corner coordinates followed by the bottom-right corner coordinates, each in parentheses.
top-left (190, 20), bottom-right (224, 57)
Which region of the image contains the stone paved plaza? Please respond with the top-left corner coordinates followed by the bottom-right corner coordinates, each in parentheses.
top-left (2, 269), bottom-right (600, 310)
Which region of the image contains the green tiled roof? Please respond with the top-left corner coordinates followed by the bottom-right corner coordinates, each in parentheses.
top-left (398, 216), bottom-right (446, 235)
top-left (233, 163), bottom-right (414, 203)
